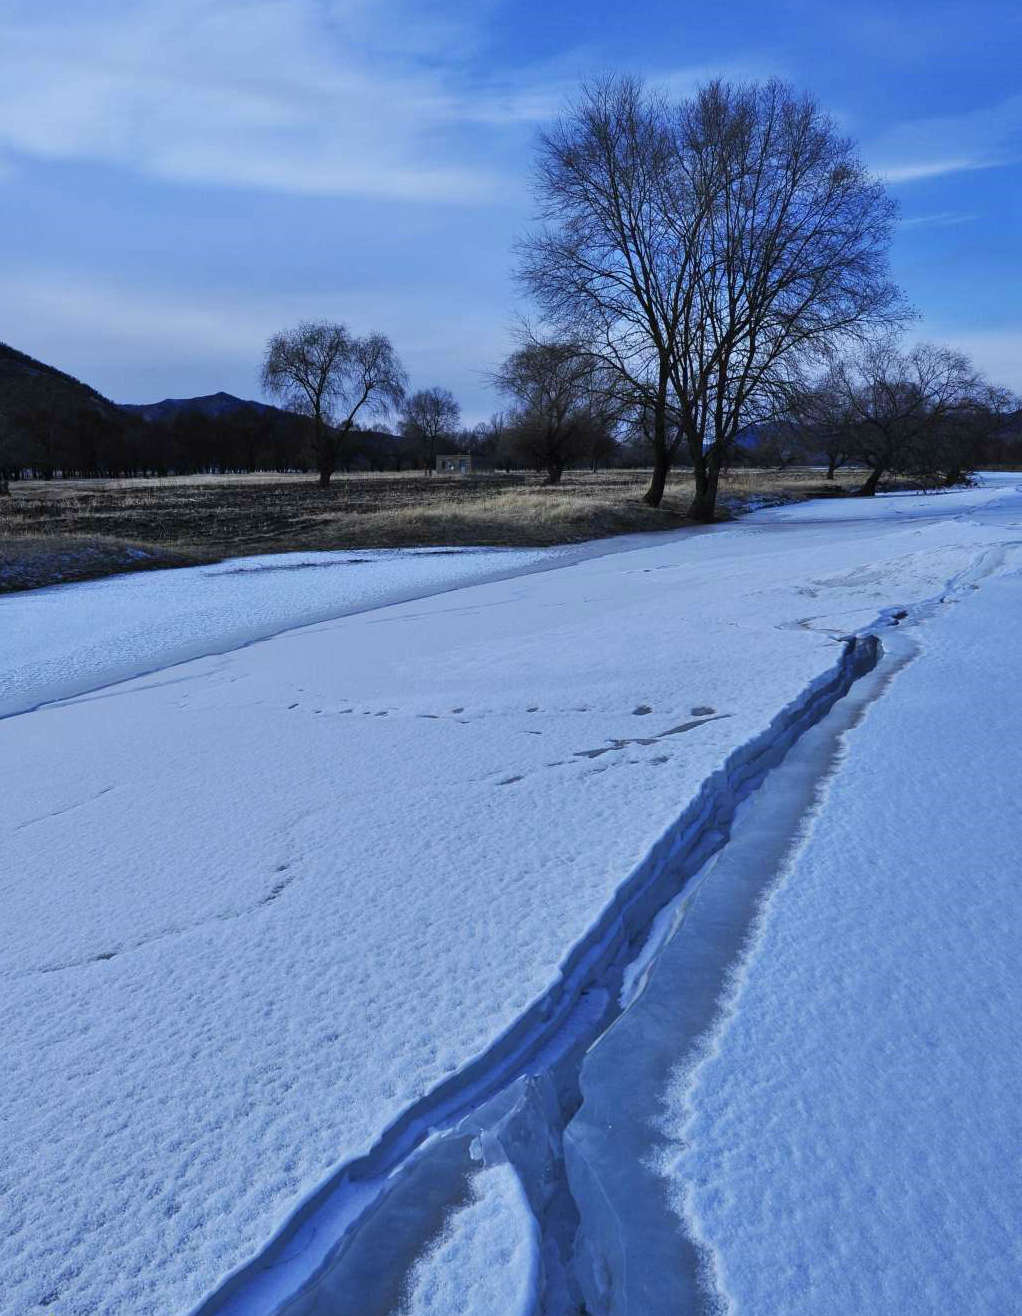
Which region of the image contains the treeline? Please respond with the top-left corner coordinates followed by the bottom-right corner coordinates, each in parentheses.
top-left (2, 339), bottom-right (1017, 488)
top-left (0, 402), bottom-right (309, 481)
top-left (0, 384), bottom-right (646, 482)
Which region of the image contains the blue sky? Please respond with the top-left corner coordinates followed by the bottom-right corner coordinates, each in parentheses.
top-left (0, 0), bottom-right (1019, 422)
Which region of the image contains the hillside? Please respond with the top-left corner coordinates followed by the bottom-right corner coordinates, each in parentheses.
top-left (0, 341), bottom-right (122, 423)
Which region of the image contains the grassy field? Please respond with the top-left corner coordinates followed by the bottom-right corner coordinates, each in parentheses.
top-left (1, 466), bottom-right (869, 592)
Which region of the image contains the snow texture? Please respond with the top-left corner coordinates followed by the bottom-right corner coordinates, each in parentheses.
top-left (398, 1163), bottom-right (540, 1316)
top-left (2, 475), bottom-right (1021, 1314)
top-left (0, 545), bottom-right (562, 718)
top-left (671, 519), bottom-right (1022, 1312)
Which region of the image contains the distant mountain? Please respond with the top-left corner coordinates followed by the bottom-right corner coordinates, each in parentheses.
top-left (119, 392), bottom-right (277, 422)
top-left (0, 340), bottom-right (122, 422)
top-left (0, 342), bottom-right (414, 477)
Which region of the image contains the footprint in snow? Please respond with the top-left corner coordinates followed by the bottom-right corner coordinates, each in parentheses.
top-left (573, 711), bottom-right (730, 761)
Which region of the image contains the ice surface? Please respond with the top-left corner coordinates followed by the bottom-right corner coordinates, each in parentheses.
top-left (399, 1163), bottom-right (540, 1316)
top-left (0, 545), bottom-right (566, 718)
top-left (564, 631), bottom-right (908, 1315)
top-left (3, 476), bottom-right (1021, 1313)
top-left (669, 555), bottom-right (1022, 1314)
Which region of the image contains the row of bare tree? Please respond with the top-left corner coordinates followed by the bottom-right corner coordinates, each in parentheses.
top-left (260, 76), bottom-right (1016, 510)
top-left (787, 340), bottom-right (1012, 491)
top-left (260, 319), bottom-right (625, 484)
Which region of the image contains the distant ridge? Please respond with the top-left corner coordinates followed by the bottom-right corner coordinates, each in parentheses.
top-left (119, 392), bottom-right (277, 422)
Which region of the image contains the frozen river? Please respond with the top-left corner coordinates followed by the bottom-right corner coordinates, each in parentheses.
top-left (2, 475), bottom-right (1020, 1314)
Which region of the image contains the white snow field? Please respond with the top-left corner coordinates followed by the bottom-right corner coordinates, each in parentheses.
top-left (0, 545), bottom-right (566, 718)
top-left (2, 475), bottom-right (1020, 1314)
top-left (670, 553), bottom-right (1022, 1314)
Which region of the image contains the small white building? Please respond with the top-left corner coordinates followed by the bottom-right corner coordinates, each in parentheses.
top-left (435, 453), bottom-right (473, 474)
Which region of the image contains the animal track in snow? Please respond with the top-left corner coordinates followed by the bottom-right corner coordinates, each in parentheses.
top-left (22, 864), bottom-right (302, 979)
top-left (573, 712), bottom-right (731, 760)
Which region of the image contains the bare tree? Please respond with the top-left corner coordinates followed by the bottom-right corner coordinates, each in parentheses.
top-left (787, 370), bottom-right (856, 478)
top-left (818, 340), bottom-right (1006, 493)
top-left (0, 410), bottom-right (13, 494)
top-left (821, 434), bottom-right (850, 482)
top-left (400, 387), bottom-right (461, 473)
top-left (495, 340), bottom-right (607, 483)
top-left (518, 79), bottom-right (689, 502)
top-left (738, 421), bottom-right (807, 470)
top-left (518, 76), bottom-right (904, 518)
top-left (261, 321), bottom-right (406, 486)
top-left (465, 412), bottom-right (511, 469)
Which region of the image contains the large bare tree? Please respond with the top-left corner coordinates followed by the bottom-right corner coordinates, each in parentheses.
top-left (400, 387), bottom-right (461, 473)
top-left (261, 321), bottom-right (406, 486)
top-left (518, 76), bottom-right (905, 518)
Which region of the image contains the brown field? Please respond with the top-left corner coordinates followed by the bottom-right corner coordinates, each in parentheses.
top-left (0, 466), bottom-right (873, 592)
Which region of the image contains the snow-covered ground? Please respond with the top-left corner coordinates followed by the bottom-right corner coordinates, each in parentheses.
top-left (669, 557), bottom-right (1022, 1315)
top-left (2, 475), bottom-right (1020, 1314)
top-left (0, 546), bottom-right (566, 718)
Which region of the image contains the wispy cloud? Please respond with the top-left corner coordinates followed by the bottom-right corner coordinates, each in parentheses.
top-left (899, 210), bottom-right (978, 228)
top-left (880, 159), bottom-right (998, 184)
top-left (870, 94), bottom-right (1022, 184)
top-left (0, 0), bottom-right (560, 202)
top-left (0, 2), bottom-right (787, 202)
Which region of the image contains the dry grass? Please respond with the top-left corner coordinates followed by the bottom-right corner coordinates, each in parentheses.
top-left (0, 534), bottom-right (202, 593)
top-left (0, 466), bottom-right (872, 592)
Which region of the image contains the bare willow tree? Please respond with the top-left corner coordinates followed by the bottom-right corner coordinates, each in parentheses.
top-left (495, 339), bottom-right (612, 483)
top-left (812, 340), bottom-right (1010, 493)
top-left (518, 76), bottom-right (905, 519)
top-left (400, 387), bottom-right (461, 473)
top-left (261, 321), bottom-right (406, 486)
top-left (787, 369), bottom-right (857, 478)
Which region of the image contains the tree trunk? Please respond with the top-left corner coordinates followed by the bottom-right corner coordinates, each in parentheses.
top-left (315, 414), bottom-right (335, 487)
top-left (643, 392), bottom-right (671, 507)
top-left (688, 443), bottom-right (722, 521)
top-left (857, 465), bottom-right (883, 496)
top-left (826, 455), bottom-right (838, 480)
top-left (546, 461), bottom-right (564, 484)
top-left (643, 449), bottom-right (668, 506)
